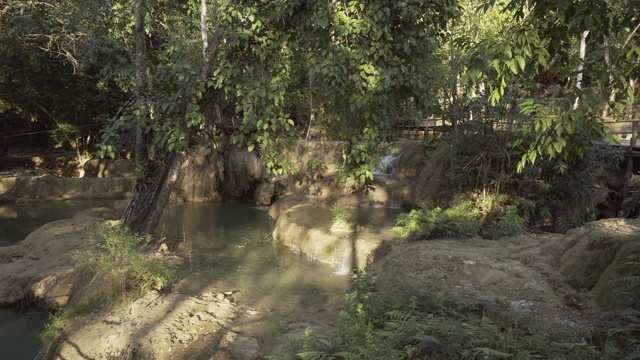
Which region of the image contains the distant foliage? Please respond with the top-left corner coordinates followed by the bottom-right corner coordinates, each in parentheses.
top-left (437, 132), bottom-right (625, 233)
top-left (491, 205), bottom-right (527, 239)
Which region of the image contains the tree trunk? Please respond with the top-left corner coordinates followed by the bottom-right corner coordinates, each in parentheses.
top-left (573, 30), bottom-right (589, 110)
top-left (306, 76), bottom-right (315, 140)
top-left (2, 120), bottom-right (7, 157)
top-left (122, 0), bottom-right (226, 238)
top-left (133, 0), bottom-right (149, 166)
top-left (450, 18), bottom-right (459, 133)
top-left (603, 36), bottom-right (615, 117)
top-left (122, 150), bottom-right (186, 236)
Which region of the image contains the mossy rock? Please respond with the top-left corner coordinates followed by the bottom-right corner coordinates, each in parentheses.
top-left (558, 219), bottom-right (640, 310)
top-left (590, 240), bottom-right (640, 310)
top-left (329, 220), bottom-right (356, 234)
top-left (559, 234), bottom-right (628, 290)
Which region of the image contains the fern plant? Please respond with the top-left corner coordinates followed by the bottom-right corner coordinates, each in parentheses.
top-left (491, 205), bottom-right (527, 239)
top-left (601, 260), bottom-right (640, 359)
top-left (291, 272), bottom-right (609, 359)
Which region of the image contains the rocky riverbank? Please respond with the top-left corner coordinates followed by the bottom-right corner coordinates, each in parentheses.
top-left (2, 200), bottom-right (640, 358)
top-left (0, 207), bottom-right (122, 309)
top-left (1, 140), bottom-right (638, 358)
top-left (63, 209), bottom-right (640, 358)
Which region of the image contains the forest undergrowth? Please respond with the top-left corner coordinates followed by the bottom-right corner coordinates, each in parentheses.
top-left (270, 133), bottom-right (639, 360)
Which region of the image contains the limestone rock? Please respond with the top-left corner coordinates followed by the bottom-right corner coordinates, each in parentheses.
top-left (173, 146), bottom-right (223, 202)
top-left (223, 147), bottom-right (264, 198)
top-left (272, 204), bottom-right (395, 271)
top-left (253, 181), bottom-right (275, 206)
top-left (557, 218), bottom-right (640, 310)
top-left (83, 159), bottom-right (135, 178)
top-left (0, 175), bottom-right (133, 201)
top-left (0, 208), bottom-right (121, 308)
top-left (216, 330), bottom-right (260, 360)
top-left (54, 289), bottom-right (241, 360)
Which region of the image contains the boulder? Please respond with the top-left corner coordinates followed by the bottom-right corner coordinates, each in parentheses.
top-left (83, 159), bottom-right (136, 178)
top-left (223, 147), bottom-right (264, 198)
top-left (272, 204), bottom-right (396, 272)
top-left (556, 218), bottom-right (640, 310)
top-left (254, 180), bottom-right (275, 206)
top-left (0, 207), bottom-right (121, 308)
top-left (53, 289), bottom-right (246, 360)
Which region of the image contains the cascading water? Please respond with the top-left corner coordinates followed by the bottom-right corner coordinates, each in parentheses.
top-left (372, 153), bottom-right (401, 177)
top-left (368, 152), bottom-right (407, 207)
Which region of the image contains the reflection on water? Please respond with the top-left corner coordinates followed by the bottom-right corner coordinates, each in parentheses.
top-left (160, 202), bottom-right (351, 306)
top-left (0, 310), bottom-right (49, 360)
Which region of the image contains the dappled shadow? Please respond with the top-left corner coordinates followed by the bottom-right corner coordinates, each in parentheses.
top-left (57, 337), bottom-right (97, 360)
top-left (50, 202), bottom-right (402, 358)
top-left (163, 203), bottom-right (350, 356)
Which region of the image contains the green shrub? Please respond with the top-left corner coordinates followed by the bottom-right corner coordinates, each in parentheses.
top-left (40, 297), bottom-right (105, 358)
top-left (41, 224), bottom-right (175, 357)
top-left (393, 200), bottom-right (480, 240)
top-left (77, 223), bottom-right (175, 295)
top-left (331, 203), bottom-right (354, 225)
top-left (491, 205), bottom-right (527, 239)
top-left (433, 132), bottom-right (625, 233)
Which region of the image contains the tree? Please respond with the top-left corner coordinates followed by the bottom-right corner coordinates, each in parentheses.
top-left (213, 0), bottom-right (457, 184)
top-left (0, 1), bottom-right (128, 159)
top-left (464, 0), bottom-right (639, 171)
top-left (97, 0), bottom-right (458, 236)
top-left (99, 0), bottom-right (226, 236)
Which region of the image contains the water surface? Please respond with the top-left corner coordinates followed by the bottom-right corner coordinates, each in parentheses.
top-left (0, 200), bottom-right (117, 247)
top-left (0, 310), bottom-right (49, 359)
top-left (159, 202), bottom-right (351, 306)
top-left (0, 201), bottom-right (399, 358)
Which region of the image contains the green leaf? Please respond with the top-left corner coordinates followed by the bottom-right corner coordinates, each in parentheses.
top-left (502, 46), bottom-right (512, 59)
top-left (515, 55), bottom-right (525, 71)
top-left (529, 151), bottom-right (537, 165)
top-left (537, 54), bottom-right (547, 67)
top-left (506, 59), bottom-right (518, 74)
top-left (584, 16), bottom-right (594, 31)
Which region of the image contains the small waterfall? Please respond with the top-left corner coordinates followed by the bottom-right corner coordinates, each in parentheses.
top-left (372, 153), bottom-right (401, 177)
top-left (333, 255), bottom-right (351, 276)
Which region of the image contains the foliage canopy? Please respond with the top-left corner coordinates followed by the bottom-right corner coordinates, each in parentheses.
top-left (0, 0), bottom-right (638, 233)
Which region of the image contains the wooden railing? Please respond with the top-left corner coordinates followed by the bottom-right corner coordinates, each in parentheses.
top-left (604, 119), bottom-right (640, 149)
top-left (396, 117), bottom-right (446, 139)
top-left (397, 117), bottom-right (640, 151)
top-left (396, 115), bottom-right (514, 139)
